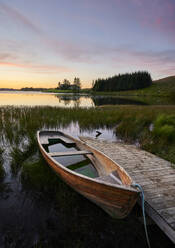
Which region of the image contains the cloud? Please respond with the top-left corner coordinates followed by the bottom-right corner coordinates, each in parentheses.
top-left (0, 3), bottom-right (73, 73)
top-left (0, 41), bottom-right (71, 74)
top-left (0, 2), bottom-right (100, 63)
top-left (0, 0), bottom-right (174, 80)
top-left (110, 46), bottom-right (175, 78)
top-left (0, 52), bottom-right (17, 60)
top-left (131, 0), bottom-right (175, 39)
top-left (0, 2), bottom-right (43, 35)
top-left (45, 39), bottom-right (106, 63)
top-left (0, 61), bottom-right (72, 73)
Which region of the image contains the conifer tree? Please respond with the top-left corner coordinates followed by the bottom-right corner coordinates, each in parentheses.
top-left (92, 71), bottom-right (152, 91)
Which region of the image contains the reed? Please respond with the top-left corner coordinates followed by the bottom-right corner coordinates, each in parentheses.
top-left (0, 148), bottom-right (4, 180)
top-left (153, 114), bottom-right (175, 142)
top-left (21, 154), bottom-right (63, 192)
top-left (21, 154), bottom-right (84, 213)
top-left (10, 136), bottom-right (37, 174)
top-left (0, 105), bottom-right (174, 169)
top-left (0, 166), bottom-right (4, 180)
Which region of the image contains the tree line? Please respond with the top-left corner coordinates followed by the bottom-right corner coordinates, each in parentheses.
top-left (92, 71), bottom-right (152, 91)
top-left (57, 77), bottom-right (81, 92)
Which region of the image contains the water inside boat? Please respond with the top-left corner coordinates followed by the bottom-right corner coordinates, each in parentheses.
top-left (43, 138), bottom-right (98, 178)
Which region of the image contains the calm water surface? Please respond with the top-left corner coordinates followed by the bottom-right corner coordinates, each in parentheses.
top-left (0, 91), bottom-right (94, 107)
top-left (0, 91), bottom-right (149, 107)
top-left (0, 90), bottom-right (174, 107)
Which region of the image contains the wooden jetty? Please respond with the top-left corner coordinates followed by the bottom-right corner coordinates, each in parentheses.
top-left (80, 137), bottom-right (175, 244)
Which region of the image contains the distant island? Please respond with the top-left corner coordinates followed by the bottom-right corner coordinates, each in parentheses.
top-left (0, 88), bottom-right (19, 91)
top-left (0, 87), bottom-right (55, 92)
top-left (20, 87), bottom-right (55, 91)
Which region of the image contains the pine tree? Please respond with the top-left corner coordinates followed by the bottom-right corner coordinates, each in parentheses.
top-left (92, 71), bottom-right (152, 92)
top-left (73, 77), bottom-right (81, 92)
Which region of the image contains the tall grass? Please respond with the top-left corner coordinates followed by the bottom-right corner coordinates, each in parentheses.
top-left (153, 114), bottom-right (175, 142)
top-left (21, 154), bottom-right (91, 215)
top-left (0, 147), bottom-right (4, 180)
top-left (10, 136), bottom-right (37, 174)
top-left (0, 105), bottom-right (174, 172)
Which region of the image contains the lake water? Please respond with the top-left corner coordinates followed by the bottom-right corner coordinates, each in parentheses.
top-left (0, 91), bottom-right (149, 107)
top-left (0, 90), bottom-right (174, 107)
top-left (0, 90), bottom-right (173, 107)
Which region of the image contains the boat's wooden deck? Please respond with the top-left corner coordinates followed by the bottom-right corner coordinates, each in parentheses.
top-left (81, 137), bottom-right (175, 244)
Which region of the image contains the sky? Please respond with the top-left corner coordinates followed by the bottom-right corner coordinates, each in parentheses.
top-left (0, 0), bottom-right (175, 88)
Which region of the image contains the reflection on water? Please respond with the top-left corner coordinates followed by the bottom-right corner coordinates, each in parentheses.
top-left (92, 96), bottom-right (147, 105)
top-left (0, 91), bottom-right (165, 107)
top-left (59, 122), bottom-right (117, 141)
top-left (0, 91), bottom-right (94, 107)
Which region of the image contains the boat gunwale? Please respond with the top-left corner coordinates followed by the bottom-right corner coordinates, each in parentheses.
top-left (37, 130), bottom-right (139, 193)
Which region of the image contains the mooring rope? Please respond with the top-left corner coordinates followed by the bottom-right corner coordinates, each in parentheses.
top-left (133, 183), bottom-right (151, 248)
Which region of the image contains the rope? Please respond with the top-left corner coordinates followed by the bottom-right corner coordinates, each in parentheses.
top-left (133, 183), bottom-right (151, 248)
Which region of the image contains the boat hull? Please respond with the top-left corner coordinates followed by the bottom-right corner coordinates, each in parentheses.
top-left (37, 132), bottom-right (139, 219)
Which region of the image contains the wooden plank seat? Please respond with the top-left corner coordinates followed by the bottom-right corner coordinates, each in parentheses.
top-left (48, 150), bottom-right (93, 157)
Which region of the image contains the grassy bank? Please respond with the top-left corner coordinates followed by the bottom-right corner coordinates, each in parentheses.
top-left (114, 106), bottom-right (175, 164)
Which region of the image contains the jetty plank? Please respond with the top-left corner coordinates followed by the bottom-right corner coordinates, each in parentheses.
top-left (158, 207), bottom-right (175, 226)
top-left (80, 137), bottom-right (175, 244)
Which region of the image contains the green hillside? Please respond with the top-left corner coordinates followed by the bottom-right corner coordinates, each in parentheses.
top-left (154, 75), bottom-right (175, 84)
top-left (92, 75), bottom-right (175, 97)
top-left (153, 76), bottom-right (175, 96)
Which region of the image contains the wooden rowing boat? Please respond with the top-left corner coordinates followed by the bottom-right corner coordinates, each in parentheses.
top-left (37, 130), bottom-right (140, 218)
